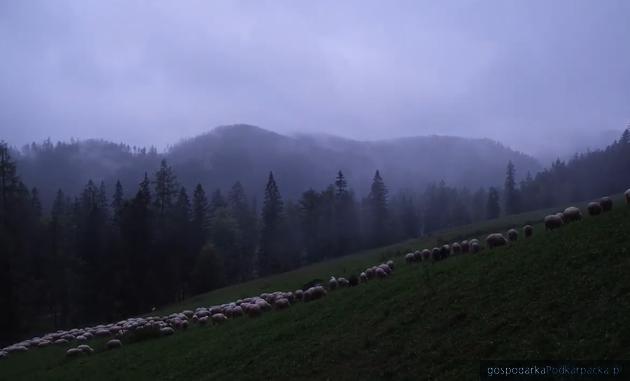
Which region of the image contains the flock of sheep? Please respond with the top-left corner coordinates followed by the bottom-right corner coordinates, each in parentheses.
top-left (2, 190), bottom-right (629, 363)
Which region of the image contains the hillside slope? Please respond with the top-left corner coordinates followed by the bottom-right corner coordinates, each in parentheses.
top-left (2, 204), bottom-right (629, 380)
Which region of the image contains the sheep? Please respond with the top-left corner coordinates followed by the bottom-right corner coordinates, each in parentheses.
top-left (160, 327), bottom-right (175, 336)
top-left (379, 263), bottom-right (392, 275)
top-left (338, 277), bottom-right (350, 287)
top-left (544, 214), bottom-right (563, 230)
top-left (626, 189), bottom-right (630, 204)
top-left (0, 351), bottom-right (7, 360)
top-left (359, 272), bottom-right (368, 282)
top-left (375, 267), bottom-right (388, 279)
top-left (304, 285), bottom-right (327, 302)
top-left (523, 225), bottom-right (533, 238)
top-left (365, 267), bottom-right (376, 279)
top-left (37, 340), bottom-right (51, 348)
top-left (54, 339), bottom-right (68, 345)
top-left (431, 247), bottom-right (441, 261)
top-left (386, 260), bottom-right (395, 270)
top-left (294, 289), bottom-right (304, 301)
top-left (451, 242), bottom-right (462, 255)
top-left (106, 339), bottom-right (122, 350)
top-left (587, 201), bottom-right (602, 216)
top-left (198, 316), bottom-right (209, 325)
top-left (600, 196), bottom-right (613, 212)
top-left (244, 303), bottom-right (262, 318)
top-left (460, 240), bottom-right (470, 253)
top-left (405, 252), bottom-right (415, 264)
top-left (66, 348), bottom-right (82, 357)
top-left (563, 206), bottom-right (582, 222)
top-left (471, 241), bottom-right (481, 253)
top-left (274, 298), bottom-right (290, 310)
top-left (440, 244), bottom-right (450, 260)
top-left (507, 228), bottom-right (518, 242)
top-left (413, 250), bottom-right (422, 262)
top-left (77, 344), bottom-right (94, 354)
top-left (211, 313), bottom-right (228, 324)
top-left (256, 300), bottom-right (272, 311)
top-left (421, 249), bottom-right (432, 261)
top-left (486, 233), bottom-right (507, 249)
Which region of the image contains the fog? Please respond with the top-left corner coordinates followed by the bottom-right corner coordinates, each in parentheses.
top-left (1, 0), bottom-right (629, 161)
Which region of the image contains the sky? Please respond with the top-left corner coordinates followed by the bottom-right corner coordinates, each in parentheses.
top-left (1, 0), bottom-right (629, 162)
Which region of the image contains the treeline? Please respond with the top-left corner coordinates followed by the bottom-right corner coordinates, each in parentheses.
top-left (1, 128), bottom-right (629, 343)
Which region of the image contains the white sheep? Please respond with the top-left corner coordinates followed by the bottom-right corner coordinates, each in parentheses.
top-left (522, 225), bottom-right (533, 238)
top-left (365, 267), bottom-right (375, 279)
top-left (405, 252), bottom-right (415, 264)
top-left (360, 272), bottom-right (368, 282)
top-left (375, 267), bottom-right (387, 279)
top-left (77, 344), bottom-right (94, 354)
top-left (431, 247), bottom-right (441, 261)
top-left (600, 196), bottom-right (613, 212)
top-left (486, 233), bottom-right (507, 249)
top-left (460, 240), bottom-right (470, 253)
top-left (106, 339), bottom-right (122, 350)
top-left (338, 277), bottom-right (350, 287)
top-left (421, 249), bottom-right (431, 261)
top-left (507, 228), bottom-right (518, 242)
top-left (294, 289), bottom-right (304, 301)
top-left (274, 298), bottom-right (290, 309)
top-left (587, 201), bottom-right (602, 216)
top-left (160, 327), bottom-right (175, 336)
top-left (451, 242), bottom-right (461, 255)
top-left (471, 241), bottom-right (481, 253)
top-left (386, 260), bottom-right (395, 270)
top-left (329, 276), bottom-right (338, 290)
top-left (563, 206), bottom-right (582, 222)
top-left (544, 214), bottom-right (563, 230)
top-left (66, 348), bottom-right (82, 357)
top-left (211, 313), bottom-right (228, 324)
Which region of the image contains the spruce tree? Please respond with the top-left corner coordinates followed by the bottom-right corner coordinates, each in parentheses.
top-left (486, 187), bottom-right (501, 219)
top-left (365, 170), bottom-right (389, 246)
top-left (153, 159), bottom-right (178, 216)
top-left (504, 161), bottom-right (519, 215)
top-left (258, 172), bottom-right (285, 275)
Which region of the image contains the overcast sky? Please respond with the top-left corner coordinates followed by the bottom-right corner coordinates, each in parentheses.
top-left (1, 0), bottom-right (629, 161)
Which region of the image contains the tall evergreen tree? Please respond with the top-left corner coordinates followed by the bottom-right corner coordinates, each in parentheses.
top-left (504, 161), bottom-right (519, 215)
top-left (111, 180), bottom-right (124, 224)
top-left (258, 172), bottom-right (288, 275)
top-left (365, 170), bottom-right (390, 246)
top-left (153, 159), bottom-right (178, 216)
top-left (486, 187), bottom-right (501, 220)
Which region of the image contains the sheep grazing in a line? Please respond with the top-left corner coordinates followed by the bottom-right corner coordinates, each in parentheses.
top-left (451, 242), bottom-right (461, 255)
top-left (431, 247), bottom-right (441, 261)
top-left (365, 267), bottom-right (375, 280)
top-left (486, 233), bottom-right (507, 249)
top-left (106, 339), bottom-right (122, 350)
top-left (523, 225), bottom-right (533, 238)
top-left (386, 260), bottom-right (395, 270)
top-left (405, 252), bottom-right (415, 264)
top-left (198, 316), bottom-right (209, 325)
top-left (379, 263), bottom-right (392, 275)
top-left (460, 240), bottom-right (470, 253)
top-left (375, 267), bottom-right (388, 279)
top-left (329, 276), bottom-right (338, 290)
top-left (413, 250), bottom-right (422, 262)
top-left (544, 214), bottom-right (563, 230)
top-left (338, 277), bottom-right (350, 287)
top-left (160, 327), bottom-right (175, 336)
top-left (563, 206), bottom-right (582, 223)
top-left (587, 202), bottom-right (602, 216)
top-left (471, 241), bottom-right (481, 253)
top-left (507, 229), bottom-right (518, 242)
top-left (294, 289), bottom-right (304, 301)
top-left (600, 196), bottom-right (613, 212)
top-left (421, 249), bottom-right (431, 261)
top-left (360, 272), bottom-right (368, 282)
top-left (625, 189), bottom-right (630, 205)
top-left (440, 245), bottom-right (451, 260)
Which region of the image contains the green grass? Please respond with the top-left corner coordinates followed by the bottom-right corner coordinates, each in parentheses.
top-left (2, 201), bottom-right (630, 380)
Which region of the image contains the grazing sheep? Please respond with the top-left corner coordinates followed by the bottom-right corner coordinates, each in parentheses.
top-left (431, 247), bottom-right (441, 261)
top-left (440, 245), bottom-right (450, 260)
top-left (348, 274), bottom-right (359, 286)
top-left (360, 272), bottom-right (368, 282)
top-left (160, 327), bottom-right (175, 336)
top-left (507, 229), bottom-right (518, 242)
top-left (600, 196), bottom-right (613, 212)
top-left (587, 202), bottom-right (602, 216)
top-left (198, 316), bottom-right (209, 325)
top-left (471, 241), bottom-right (481, 253)
top-left (106, 339), bottom-right (122, 350)
top-left (544, 214), bottom-right (563, 230)
top-left (37, 340), bottom-right (51, 348)
top-left (451, 242), bottom-right (461, 255)
top-left (338, 277), bottom-right (350, 287)
top-left (375, 267), bottom-right (388, 279)
top-left (563, 206), bottom-right (582, 222)
top-left (386, 260), bottom-right (395, 270)
top-left (328, 276), bottom-right (339, 290)
top-left (243, 303), bottom-right (261, 317)
top-left (421, 249), bottom-right (432, 261)
top-left (460, 240), bottom-right (470, 253)
top-left (405, 252), bottom-right (415, 264)
top-left (304, 285), bottom-right (327, 302)
top-left (77, 344), bottom-right (94, 354)
top-left (66, 348), bottom-right (82, 357)
top-left (365, 267), bottom-right (376, 279)
top-left (413, 250), bottom-right (422, 262)
top-left (294, 289), bottom-right (304, 301)
top-left (274, 298), bottom-right (290, 310)
top-left (626, 189), bottom-right (630, 204)
top-left (379, 263), bottom-right (392, 275)
top-left (486, 233), bottom-right (507, 249)
top-left (211, 313), bottom-right (228, 324)
top-left (523, 225), bottom-right (533, 238)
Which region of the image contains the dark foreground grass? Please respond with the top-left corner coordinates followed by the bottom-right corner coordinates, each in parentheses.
top-left (2, 204), bottom-right (630, 380)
